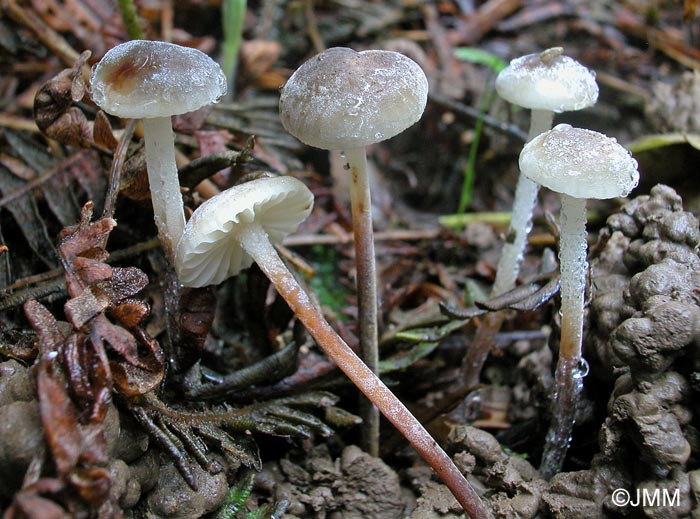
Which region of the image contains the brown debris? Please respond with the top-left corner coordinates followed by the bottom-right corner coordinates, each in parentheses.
top-left (264, 444), bottom-right (407, 519)
top-left (8, 202), bottom-right (163, 517)
top-left (33, 51), bottom-right (93, 148)
top-left (143, 456), bottom-right (229, 519)
top-left (646, 70), bottom-right (700, 133)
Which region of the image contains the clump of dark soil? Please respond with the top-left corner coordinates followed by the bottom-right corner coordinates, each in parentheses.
top-left (258, 443), bottom-right (409, 519)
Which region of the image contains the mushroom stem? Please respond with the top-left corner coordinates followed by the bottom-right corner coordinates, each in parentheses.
top-left (343, 147), bottom-right (380, 458)
top-left (491, 110), bottom-right (554, 296)
top-left (236, 222), bottom-right (491, 519)
top-left (540, 193), bottom-right (587, 478)
top-left (462, 109), bottom-right (554, 386)
top-left (493, 109), bottom-right (553, 295)
top-left (500, 110), bottom-right (554, 296)
top-left (329, 150), bottom-right (351, 206)
top-left (527, 109), bottom-right (555, 141)
top-left (491, 178), bottom-right (538, 297)
top-left (142, 117), bottom-right (186, 260)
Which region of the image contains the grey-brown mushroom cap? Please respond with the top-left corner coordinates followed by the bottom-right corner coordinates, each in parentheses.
top-left (174, 176), bottom-right (314, 287)
top-left (279, 47), bottom-right (429, 150)
top-left (90, 40), bottom-right (227, 119)
top-left (495, 48), bottom-right (598, 113)
top-left (519, 124), bottom-right (639, 200)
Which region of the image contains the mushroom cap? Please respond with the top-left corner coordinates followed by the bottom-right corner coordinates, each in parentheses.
top-left (519, 124), bottom-right (639, 199)
top-left (279, 47), bottom-right (429, 150)
top-left (175, 176), bottom-right (313, 287)
top-left (90, 40), bottom-right (226, 119)
top-left (495, 48), bottom-right (598, 113)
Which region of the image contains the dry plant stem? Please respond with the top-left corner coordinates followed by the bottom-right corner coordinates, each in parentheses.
top-left (103, 119), bottom-right (137, 220)
top-left (142, 117), bottom-right (186, 262)
top-left (462, 110), bottom-right (553, 386)
top-left (304, 0), bottom-right (326, 53)
top-left (5, 0), bottom-right (80, 67)
top-left (0, 238), bottom-right (161, 311)
top-left (460, 0), bottom-right (523, 43)
top-left (0, 153), bottom-right (94, 210)
top-left (117, 0), bottom-right (144, 40)
top-left (461, 311), bottom-right (505, 387)
top-left (540, 194), bottom-right (587, 478)
top-left (345, 147), bottom-right (380, 458)
top-left (237, 223), bottom-right (491, 519)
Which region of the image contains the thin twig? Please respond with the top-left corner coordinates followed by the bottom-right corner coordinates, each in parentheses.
top-left (0, 238), bottom-right (160, 310)
top-left (4, 0), bottom-right (81, 67)
top-left (456, 0), bottom-right (524, 44)
top-left (0, 114), bottom-right (39, 133)
top-left (1, 267), bottom-right (62, 294)
top-left (595, 70), bottom-right (650, 101)
top-left (161, 0), bottom-right (174, 42)
top-left (0, 152), bottom-right (91, 210)
top-left (282, 229), bottom-right (441, 247)
top-left (430, 91), bottom-right (528, 142)
top-left (103, 119), bottom-right (137, 220)
top-left (0, 278), bottom-right (66, 311)
top-left (304, 0), bottom-right (326, 53)
top-left (178, 149), bottom-right (248, 190)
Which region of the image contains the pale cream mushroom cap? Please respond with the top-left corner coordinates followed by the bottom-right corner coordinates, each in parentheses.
top-left (90, 40), bottom-right (227, 119)
top-left (519, 124), bottom-right (639, 199)
top-left (175, 176), bottom-right (314, 287)
top-left (495, 47), bottom-right (598, 113)
top-left (279, 47), bottom-right (429, 150)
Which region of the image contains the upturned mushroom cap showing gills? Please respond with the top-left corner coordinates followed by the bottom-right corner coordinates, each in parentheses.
top-left (175, 176), bottom-right (313, 287)
top-left (519, 124), bottom-right (639, 199)
top-left (279, 47), bottom-right (429, 150)
top-left (90, 40), bottom-right (227, 119)
top-left (495, 47), bottom-right (598, 113)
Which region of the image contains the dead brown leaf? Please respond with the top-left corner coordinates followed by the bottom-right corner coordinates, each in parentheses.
top-left (34, 50), bottom-right (92, 147)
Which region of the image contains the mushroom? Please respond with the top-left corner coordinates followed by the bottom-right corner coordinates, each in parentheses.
top-left (518, 124), bottom-right (639, 477)
top-left (174, 176), bottom-right (491, 519)
top-left (174, 176), bottom-right (311, 287)
top-left (90, 40), bottom-right (227, 259)
top-left (463, 48), bottom-right (599, 387)
top-left (493, 47), bottom-right (599, 294)
top-left (279, 47), bottom-right (428, 454)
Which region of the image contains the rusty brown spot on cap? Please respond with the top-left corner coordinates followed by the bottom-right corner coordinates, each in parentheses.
top-left (104, 54), bottom-right (150, 94)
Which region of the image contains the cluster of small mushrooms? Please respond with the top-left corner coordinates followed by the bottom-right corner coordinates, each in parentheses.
top-left (90, 41), bottom-right (486, 518)
top-left (483, 49), bottom-right (640, 479)
top-left (89, 39), bottom-right (641, 517)
top-left (463, 48), bottom-right (601, 389)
